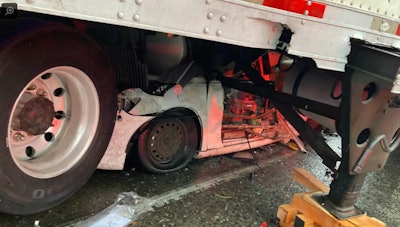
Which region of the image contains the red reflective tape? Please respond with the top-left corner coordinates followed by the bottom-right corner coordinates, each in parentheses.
top-left (263, 0), bottom-right (326, 18)
top-left (397, 24), bottom-right (400, 36)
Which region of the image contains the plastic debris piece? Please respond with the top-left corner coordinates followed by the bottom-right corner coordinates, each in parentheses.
top-left (72, 192), bottom-right (154, 227)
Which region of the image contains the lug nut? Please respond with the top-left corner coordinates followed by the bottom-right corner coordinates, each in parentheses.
top-left (36, 89), bottom-right (47, 97)
top-left (27, 84), bottom-right (37, 91)
top-left (13, 133), bottom-right (25, 141)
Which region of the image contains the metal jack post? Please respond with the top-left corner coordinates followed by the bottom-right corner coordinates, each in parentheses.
top-left (219, 40), bottom-right (400, 226)
top-left (323, 40), bottom-right (400, 219)
top-left (279, 41), bottom-right (400, 226)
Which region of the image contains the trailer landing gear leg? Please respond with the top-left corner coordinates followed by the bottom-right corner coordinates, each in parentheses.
top-left (277, 42), bottom-right (399, 227)
top-left (277, 168), bottom-right (385, 227)
top-left (219, 42), bottom-right (399, 227)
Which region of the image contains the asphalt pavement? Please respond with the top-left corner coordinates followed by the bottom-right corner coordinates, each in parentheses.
top-left (0, 138), bottom-right (399, 227)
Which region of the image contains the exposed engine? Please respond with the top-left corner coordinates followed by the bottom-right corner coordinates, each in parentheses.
top-left (222, 87), bottom-right (280, 140)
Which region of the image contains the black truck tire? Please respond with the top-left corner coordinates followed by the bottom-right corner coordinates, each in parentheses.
top-left (0, 24), bottom-right (116, 214)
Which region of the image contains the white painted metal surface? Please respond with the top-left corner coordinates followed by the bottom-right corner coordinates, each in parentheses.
top-left (99, 77), bottom-right (302, 169)
top-left (1, 0), bottom-right (399, 71)
top-left (123, 77), bottom-right (220, 153)
top-left (325, 0), bottom-right (400, 20)
top-left (98, 112), bottom-right (153, 170)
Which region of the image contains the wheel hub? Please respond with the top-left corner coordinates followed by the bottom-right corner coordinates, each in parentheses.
top-left (19, 96), bottom-right (55, 135)
top-left (158, 129), bottom-right (180, 156)
top-left (8, 66), bottom-right (101, 179)
top-left (150, 120), bottom-right (184, 162)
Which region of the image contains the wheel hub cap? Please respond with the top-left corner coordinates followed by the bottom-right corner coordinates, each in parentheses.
top-left (19, 97), bottom-right (55, 135)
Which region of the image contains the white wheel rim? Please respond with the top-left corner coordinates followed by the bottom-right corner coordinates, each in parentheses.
top-left (8, 66), bottom-right (100, 179)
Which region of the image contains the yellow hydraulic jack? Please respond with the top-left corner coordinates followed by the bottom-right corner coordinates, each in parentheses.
top-left (277, 168), bottom-right (385, 227)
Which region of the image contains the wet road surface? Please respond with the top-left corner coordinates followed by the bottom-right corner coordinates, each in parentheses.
top-left (0, 140), bottom-right (399, 227)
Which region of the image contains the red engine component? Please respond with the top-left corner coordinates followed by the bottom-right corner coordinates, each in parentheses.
top-left (229, 91), bottom-right (258, 116)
